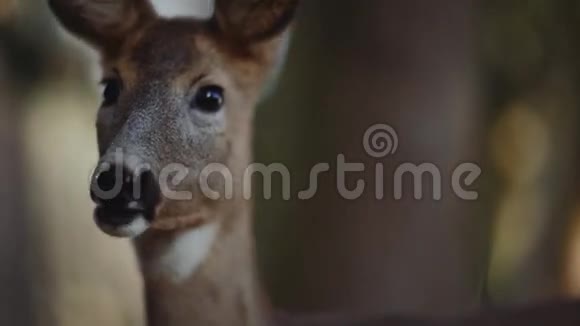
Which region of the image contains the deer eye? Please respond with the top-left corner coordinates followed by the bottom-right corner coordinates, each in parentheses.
top-left (101, 78), bottom-right (122, 106)
top-left (193, 85), bottom-right (224, 113)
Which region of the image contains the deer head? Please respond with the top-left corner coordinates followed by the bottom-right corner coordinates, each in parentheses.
top-left (49, 0), bottom-right (299, 238)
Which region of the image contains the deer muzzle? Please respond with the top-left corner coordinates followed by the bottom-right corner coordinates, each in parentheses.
top-left (90, 157), bottom-right (161, 238)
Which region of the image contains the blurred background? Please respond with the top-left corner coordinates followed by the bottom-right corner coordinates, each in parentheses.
top-left (0, 0), bottom-right (579, 325)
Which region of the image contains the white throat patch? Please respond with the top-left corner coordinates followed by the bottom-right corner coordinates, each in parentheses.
top-left (153, 223), bottom-right (219, 283)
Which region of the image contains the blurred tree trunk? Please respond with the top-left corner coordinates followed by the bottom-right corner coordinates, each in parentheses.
top-left (258, 0), bottom-right (487, 318)
top-left (0, 45), bottom-right (33, 326)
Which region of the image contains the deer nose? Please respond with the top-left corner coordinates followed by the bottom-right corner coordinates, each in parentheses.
top-left (90, 162), bottom-right (160, 226)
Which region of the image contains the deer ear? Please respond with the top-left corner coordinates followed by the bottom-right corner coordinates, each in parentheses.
top-left (212, 0), bottom-right (299, 42)
top-left (49, 0), bottom-right (156, 51)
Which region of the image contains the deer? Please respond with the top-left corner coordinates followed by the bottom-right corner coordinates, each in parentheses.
top-left (47, 0), bottom-right (306, 325)
top-left (47, 0), bottom-right (580, 325)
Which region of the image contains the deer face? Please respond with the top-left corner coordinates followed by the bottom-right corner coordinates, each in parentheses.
top-left (49, 0), bottom-right (298, 237)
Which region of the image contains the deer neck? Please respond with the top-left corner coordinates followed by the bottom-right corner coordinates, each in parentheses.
top-left (133, 198), bottom-right (268, 326)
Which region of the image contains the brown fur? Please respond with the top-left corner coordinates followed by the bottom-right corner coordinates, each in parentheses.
top-left (212, 0), bottom-right (299, 42)
top-left (49, 0), bottom-right (156, 56)
top-left (136, 203), bottom-right (265, 326)
top-left (49, 0), bottom-right (299, 325)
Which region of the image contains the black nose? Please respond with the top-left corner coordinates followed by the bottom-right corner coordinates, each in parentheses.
top-left (90, 163), bottom-right (160, 224)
